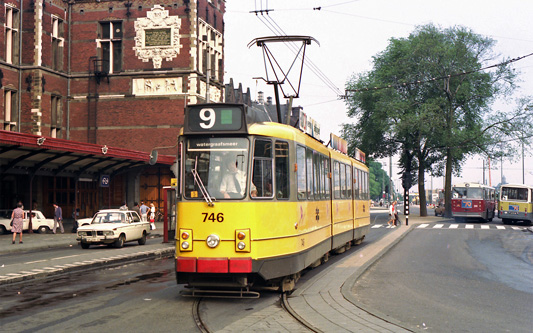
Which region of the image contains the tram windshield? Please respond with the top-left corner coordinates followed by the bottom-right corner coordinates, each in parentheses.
top-left (452, 187), bottom-right (483, 199)
top-left (184, 137), bottom-right (250, 200)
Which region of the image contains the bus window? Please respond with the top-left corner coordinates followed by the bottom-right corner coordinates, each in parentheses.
top-left (252, 139), bottom-right (273, 198)
top-left (296, 145), bottom-right (307, 200)
top-left (275, 141), bottom-right (289, 199)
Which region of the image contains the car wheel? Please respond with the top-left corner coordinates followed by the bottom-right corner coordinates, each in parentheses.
top-left (138, 231), bottom-right (147, 245)
top-left (80, 242), bottom-right (90, 249)
top-left (38, 226), bottom-right (49, 234)
top-left (0, 225), bottom-right (7, 235)
top-left (114, 235), bottom-right (125, 248)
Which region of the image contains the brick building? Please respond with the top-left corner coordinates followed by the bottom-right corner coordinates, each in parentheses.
top-left (0, 0), bottom-right (226, 219)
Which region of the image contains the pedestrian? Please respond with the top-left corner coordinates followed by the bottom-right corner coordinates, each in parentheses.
top-left (392, 200), bottom-right (400, 226)
top-left (120, 201), bottom-right (128, 210)
top-left (149, 203), bottom-right (156, 230)
top-left (53, 202), bottom-right (64, 234)
top-left (387, 201), bottom-right (396, 228)
top-left (132, 202), bottom-right (141, 217)
top-left (140, 201), bottom-right (149, 222)
top-left (72, 208), bottom-right (80, 232)
top-left (11, 202), bottom-right (24, 244)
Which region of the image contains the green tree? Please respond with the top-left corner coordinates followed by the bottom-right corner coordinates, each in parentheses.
top-left (343, 24), bottom-right (532, 216)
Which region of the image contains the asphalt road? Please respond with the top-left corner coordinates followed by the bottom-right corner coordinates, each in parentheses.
top-left (352, 215), bottom-right (533, 332)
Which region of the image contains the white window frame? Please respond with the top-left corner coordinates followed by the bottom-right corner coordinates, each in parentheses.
top-left (4, 90), bottom-right (17, 131)
top-left (5, 5), bottom-right (19, 64)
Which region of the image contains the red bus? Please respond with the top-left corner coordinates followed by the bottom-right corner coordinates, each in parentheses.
top-left (451, 182), bottom-right (496, 222)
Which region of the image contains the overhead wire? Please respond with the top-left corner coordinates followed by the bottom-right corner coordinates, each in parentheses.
top-left (253, 11), bottom-right (344, 96)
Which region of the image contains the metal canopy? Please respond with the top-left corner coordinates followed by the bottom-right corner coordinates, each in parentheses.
top-left (0, 130), bottom-right (175, 180)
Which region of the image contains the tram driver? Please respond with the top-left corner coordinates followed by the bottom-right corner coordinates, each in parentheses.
top-left (220, 158), bottom-right (257, 198)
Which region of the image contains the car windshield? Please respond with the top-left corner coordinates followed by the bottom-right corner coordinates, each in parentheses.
top-left (184, 137), bottom-right (250, 200)
top-left (91, 212), bottom-right (127, 224)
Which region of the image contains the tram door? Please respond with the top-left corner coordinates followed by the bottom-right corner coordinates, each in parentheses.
top-left (163, 186), bottom-right (177, 243)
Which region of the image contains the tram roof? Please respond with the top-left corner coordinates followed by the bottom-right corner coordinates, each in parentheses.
top-left (0, 130), bottom-right (175, 180)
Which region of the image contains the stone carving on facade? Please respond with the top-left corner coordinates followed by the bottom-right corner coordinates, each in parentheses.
top-left (132, 77), bottom-right (183, 96)
top-left (133, 5), bottom-right (182, 69)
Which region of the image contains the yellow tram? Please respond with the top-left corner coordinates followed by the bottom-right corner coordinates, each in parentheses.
top-left (175, 103), bottom-right (370, 296)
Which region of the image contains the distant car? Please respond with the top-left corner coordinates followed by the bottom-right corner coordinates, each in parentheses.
top-left (76, 209), bottom-right (150, 249)
top-left (435, 204), bottom-right (445, 216)
top-left (0, 210), bottom-right (55, 234)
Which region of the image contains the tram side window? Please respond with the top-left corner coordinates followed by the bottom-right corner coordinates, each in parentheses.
top-left (346, 165), bottom-right (352, 199)
top-left (333, 161), bottom-right (341, 199)
top-left (296, 145), bottom-right (307, 200)
top-left (324, 156), bottom-right (331, 199)
top-left (364, 172), bottom-right (370, 200)
top-left (353, 168), bottom-right (360, 199)
top-left (275, 141), bottom-right (289, 199)
top-left (313, 152), bottom-right (322, 199)
top-left (252, 139), bottom-right (273, 198)
top-left (306, 148), bottom-right (314, 200)
top-left (340, 163), bottom-right (346, 199)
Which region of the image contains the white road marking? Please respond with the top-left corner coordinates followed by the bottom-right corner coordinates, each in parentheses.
top-left (417, 224), bottom-right (430, 228)
top-left (433, 224), bottom-right (444, 229)
top-left (52, 254), bottom-right (81, 261)
top-left (449, 224), bottom-right (459, 229)
top-left (480, 225), bottom-right (490, 229)
top-left (25, 259), bottom-right (47, 265)
top-left (496, 226), bottom-right (506, 230)
top-left (465, 224), bottom-right (474, 229)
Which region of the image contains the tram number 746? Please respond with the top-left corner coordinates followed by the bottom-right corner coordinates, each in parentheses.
top-left (202, 212), bottom-right (224, 223)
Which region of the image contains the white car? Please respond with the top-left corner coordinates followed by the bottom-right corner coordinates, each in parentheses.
top-left (76, 209), bottom-right (150, 249)
top-left (0, 210), bottom-right (55, 234)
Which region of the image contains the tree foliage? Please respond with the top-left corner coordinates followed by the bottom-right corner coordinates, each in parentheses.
top-left (343, 24), bottom-right (532, 216)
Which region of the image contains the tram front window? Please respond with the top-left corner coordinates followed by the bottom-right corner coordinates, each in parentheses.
top-left (184, 138), bottom-right (250, 200)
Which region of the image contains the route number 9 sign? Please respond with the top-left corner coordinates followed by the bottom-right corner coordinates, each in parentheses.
top-left (185, 105), bottom-right (246, 134)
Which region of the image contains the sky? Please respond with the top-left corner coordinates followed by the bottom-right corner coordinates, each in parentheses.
top-left (223, 0), bottom-right (533, 190)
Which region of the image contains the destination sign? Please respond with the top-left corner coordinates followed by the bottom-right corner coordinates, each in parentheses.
top-left (185, 105), bottom-right (246, 134)
top-left (145, 28), bottom-right (171, 47)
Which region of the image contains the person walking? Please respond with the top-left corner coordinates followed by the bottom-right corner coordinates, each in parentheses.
top-left (53, 203), bottom-right (64, 234)
top-left (140, 201), bottom-right (149, 222)
top-left (149, 203), bottom-right (156, 230)
top-left (11, 202), bottom-right (24, 244)
top-left (387, 201), bottom-right (396, 228)
top-left (392, 200), bottom-right (400, 226)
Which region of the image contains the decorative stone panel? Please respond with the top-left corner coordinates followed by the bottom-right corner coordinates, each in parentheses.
top-left (133, 5), bottom-right (182, 69)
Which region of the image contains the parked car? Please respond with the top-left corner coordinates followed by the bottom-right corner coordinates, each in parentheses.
top-left (76, 209), bottom-right (150, 249)
top-left (0, 210), bottom-right (55, 234)
top-left (77, 216), bottom-right (94, 229)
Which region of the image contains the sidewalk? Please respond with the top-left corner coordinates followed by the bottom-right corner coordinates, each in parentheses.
top-left (0, 220), bottom-right (169, 256)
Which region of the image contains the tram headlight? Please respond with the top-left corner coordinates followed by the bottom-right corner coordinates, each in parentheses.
top-left (179, 229), bottom-right (193, 252)
top-left (235, 229), bottom-right (251, 252)
top-left (206, 234), bottom-right (220, 248)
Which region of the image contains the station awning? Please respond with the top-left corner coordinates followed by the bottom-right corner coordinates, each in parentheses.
top-left (0, 130), bottom-right (176, 180)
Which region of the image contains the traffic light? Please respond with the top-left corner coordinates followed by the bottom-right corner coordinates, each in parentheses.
top-left (402, 172), bottom-right (412, 189)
